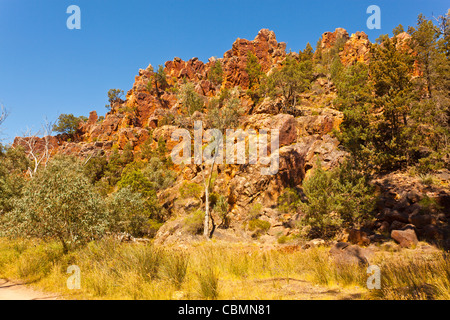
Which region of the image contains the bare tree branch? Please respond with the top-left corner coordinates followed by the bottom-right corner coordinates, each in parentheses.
top-left (0, 104), bottom-right (8, 128)
top-left (16, 118), bottom-right (56, 178)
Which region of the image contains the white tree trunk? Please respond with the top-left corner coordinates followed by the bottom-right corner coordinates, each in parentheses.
top-left (204, 185), bottom-right (210, 238)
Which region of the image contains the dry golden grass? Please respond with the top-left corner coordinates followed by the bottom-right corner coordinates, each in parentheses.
top-left (0, 237), bottom-right (448, 300)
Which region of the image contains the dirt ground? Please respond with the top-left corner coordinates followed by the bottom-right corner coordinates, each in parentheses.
top-left (0, 279), bottom-right (60, 300)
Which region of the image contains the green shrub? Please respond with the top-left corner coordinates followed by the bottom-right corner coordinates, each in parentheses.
top-left (183, 210), bottom-right (204, 235)
top-left (1, 156), bottom-right (108, 253)
top-left (248, 219), bottom-right (270, 233)
top-left (108, 187), bottom-right (154, 237)
top-left (278, 188), bottom-right (301, 213)
top-left (208, 60), bottom-right (223, 86)
top-left (248, 203), bottom-right (263, 220)
top-left (180, 182), bottom-right (203, 199)
top-left (52, 113), bottom-right (86, 135)
top-left (106, 89), bottom-right (124, 110)
top-left (213, 195), bottom-right (230, 228)
top-left (299, 161), bottom-right (377, 239)
top-left (419, 195), bottom-right (443, 214)
top-left (277, 235), bottom-right (289, 244)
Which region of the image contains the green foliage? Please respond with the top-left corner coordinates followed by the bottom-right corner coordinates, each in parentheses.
top-left (370, 34), bottom-right (416, 170)
top-left (332, 62), bottom-right (375, 169)
top-left (103, 144), bottom-right (135, 186)
top-left (213, 194), bottom-right (230, 228)
top-left (106, 89), bottom-right (124, 110)
top-left (277, 188), bottom-right (301, 213)
top-left (0, 156), bottom-right (108, 253)
top-left (245, 52), bottom-right (266, 105)
top-left (245, 51), bottom-right (264, 89)
top-left (393, 24), bottom-right (405, 36)
top-left (248, 219), bottom-right (271, 238)
top-left (155, 65), bottom-right (168, 89)
top-left (316, 33), bottom-right (347, 69)
top-left (183, 209), bottom-right (204, 235)
top-left (117, 165), bottom-right (163, 221)
top-left (206, 88), bottom-right (242, 131)
top-left (248, 202), bottom-right (263, 220)
top-left (142, 157), bottom-right (176, 191)
top-left (406, 13), bottom-right (450, 171)
top-left (331, 17), bottom-right (449, 173)
top-left (179, 181), bottom-right (203, 199)
top-left (52, 114), bottom-right (86, 135)
top-left (176, 81), bottom-right (204, 127)
top-left (83, 156), bottom-right (108, 184)
top-left (418, 194), bottom-right (443, 213)
top-left (277, 235), bottom-right (289, 244)
top-left (299, 161), bottom-right (377, 239)
top-left (267, 55), bottom-right (313, 113)
top-left (208, 60), bottom-right (224, 86)
top-left (107, 186), bottom-right (160, 237)
top-left (0, 145), bottom-right (29, 214)
top-left (300, 43), bottom-right (314, 62)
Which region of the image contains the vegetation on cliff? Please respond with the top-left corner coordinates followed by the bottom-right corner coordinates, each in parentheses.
top-left (0, 12), bottom-right (449, 263)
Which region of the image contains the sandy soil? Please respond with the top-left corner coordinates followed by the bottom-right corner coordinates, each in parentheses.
top-left (0, 279), bottom-right (60, 300)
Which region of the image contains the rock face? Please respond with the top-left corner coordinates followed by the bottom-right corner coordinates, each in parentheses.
top-left (13, 27), bottom-right (448, 247)
top-left (222, 29), bottom-right (286, 90)
top-left (340, 32), bottom-right (371, 66)
top-left (318, 28), bottom-right (350, 50)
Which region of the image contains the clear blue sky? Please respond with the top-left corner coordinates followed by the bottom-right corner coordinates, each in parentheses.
top-left (0, 0), bottom-right (448, 143)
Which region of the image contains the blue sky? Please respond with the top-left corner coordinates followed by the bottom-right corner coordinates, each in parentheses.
top-left (0, 0), bottom-right (448, 143)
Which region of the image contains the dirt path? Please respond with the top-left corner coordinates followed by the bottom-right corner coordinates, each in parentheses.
top-left (0, 279), bottom-right (60, 300)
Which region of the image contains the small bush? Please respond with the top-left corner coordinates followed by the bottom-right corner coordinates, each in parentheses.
top-left (248, 203), bottom-right (263, 220)
top-left (53, 114), bottom-right (86, 135)
top-left (248, 219), bottom-right (271, 238)
top-left (419, 195), bottom-right (443, 214)
top-left (419, 174), bottom-right (436, 186)
top-left (277, 235), bottom-right (289, 244)
top-left (278, 188), bottom-right (301, 213)
top-left (183, 210), bottom-right (204, 235)
top-left (213, 195), bottom-right (230, 228)
top-left (208, 60), bottom-right (223, 86)
top-left (179, 182), bottom-right (203, 199)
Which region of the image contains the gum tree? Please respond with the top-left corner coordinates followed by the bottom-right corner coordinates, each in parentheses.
top-left (1, 157), bottom-right (108, 253)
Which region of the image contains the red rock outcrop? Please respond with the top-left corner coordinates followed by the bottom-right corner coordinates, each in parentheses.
top-left (222, 29), bottom-right (286, 89)
top-left (340, 31), bottom-right (371, 66)
top-left (318, 28), bottom-right (350, 51)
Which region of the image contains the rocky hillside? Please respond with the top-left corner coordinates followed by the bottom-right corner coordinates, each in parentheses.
top-left (14, 28), bottom-right (450, 249)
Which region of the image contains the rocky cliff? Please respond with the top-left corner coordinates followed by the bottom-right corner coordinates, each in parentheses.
top-left (14, 28), bottom-right (449, 247)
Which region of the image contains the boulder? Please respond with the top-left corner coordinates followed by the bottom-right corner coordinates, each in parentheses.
top-left (391, 228), bottom-right (418, 248)
top-left (343, 228), bottom-right (371, 246)
top-left (329, 242), bottom-right (368, 266)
